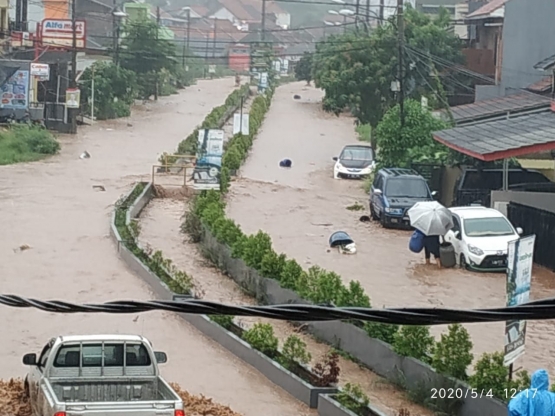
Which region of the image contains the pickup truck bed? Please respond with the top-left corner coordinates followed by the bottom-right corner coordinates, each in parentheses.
top-left (49, 377), bottom-right (179, 402)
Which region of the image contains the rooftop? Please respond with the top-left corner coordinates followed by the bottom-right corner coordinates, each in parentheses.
top-left (534, 53), bottom-right (555, 71)
top-left (433, 109), bottom-right (555, 161)
top-left (450, 91), bottom-right (551, 125)
top-left (465, 0), bottom-right (508, 20)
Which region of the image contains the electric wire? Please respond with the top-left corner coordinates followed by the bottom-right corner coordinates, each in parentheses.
top-left (0, 294), bottom-right (554, 326)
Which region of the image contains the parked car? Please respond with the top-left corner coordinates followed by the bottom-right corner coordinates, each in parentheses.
top-left (452, 168), bottom-right (553, 207)
top-left (369, 168), bottom-right (437, 227)
top-left (444, 206), bottom-right (523, 271)
top-left (333, 143), bottom-right (375, 179)
top-left (23, 334), bottom-right (184, 416)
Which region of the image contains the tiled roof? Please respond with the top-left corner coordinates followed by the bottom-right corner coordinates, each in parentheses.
top-left (527, 76), bottom-right (553, 93)
top-left (216, 0), bottom-right (257, 21)
top-left (450, 92), bottom-right (551, 124)
top-left (534, 53), bottom-right (555, 71)
top-left (433, 110), bottom-right (555, 161)
top-left (466, 0), bottom-right (508, 19)
top-left (190, 5), bottom-right (210, 16)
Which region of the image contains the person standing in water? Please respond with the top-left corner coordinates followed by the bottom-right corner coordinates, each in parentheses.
top-left (423, 234), bottom-right (441, 267)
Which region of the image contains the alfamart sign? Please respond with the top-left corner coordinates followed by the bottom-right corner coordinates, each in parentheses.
top-left (40, 19), bottom-right (86, 48)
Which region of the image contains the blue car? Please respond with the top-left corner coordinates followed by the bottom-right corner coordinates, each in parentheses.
top-left (369, 168), bottom-right (437, 227)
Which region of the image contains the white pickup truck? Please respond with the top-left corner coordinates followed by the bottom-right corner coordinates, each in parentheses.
top-left (23, 334), bottom-right (185, 416)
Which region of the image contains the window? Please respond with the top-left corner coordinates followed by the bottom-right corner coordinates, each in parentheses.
top-left (38, 341), bottom-right (53, 370)
top-left (53, 343), bottom-right (151, 368)
top-left (451, 214), bottom-right (461, 233)
top-left (373, 174), bottom-right (382, 189)
top-left (385, 179), bottom-right (429, 198)
top-left (463, 217), bottom-right (515, 237)
top-left (340, 146), bottom-right (374, 161)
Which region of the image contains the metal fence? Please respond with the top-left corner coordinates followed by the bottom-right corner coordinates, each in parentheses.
top-left (411, 163), bottom-right (444, 193)
top-left (507, 202), bottom-right (555, 271)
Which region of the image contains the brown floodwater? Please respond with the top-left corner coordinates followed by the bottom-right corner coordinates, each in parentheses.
top-left (225, 81), bottom-right (555, 376)
top-left (0, 78), bottom-right (310, 416)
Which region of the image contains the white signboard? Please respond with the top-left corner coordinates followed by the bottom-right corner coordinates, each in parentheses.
top-left (281, 59), bottom-right (289, 74)
top-left (40, 19), bottom-right (86, 48)
top-left (233, 113), bottom-right (249, 135)
top-left (259, 72), bottom-right (268, 89)
top-left (30, 63), bottom-right (50, 80)
top-left (193, 129), bottom-right (224, 190)
top-left (274, 60), bottom-right (281, 72)
top-left (208, 65), bottom-right (216, 74)
top-left (504, 235), bottom-right (535, 366)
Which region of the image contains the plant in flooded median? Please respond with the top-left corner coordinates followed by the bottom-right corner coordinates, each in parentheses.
top-left (279, 335), bottom-right (312, 370)
top-left (210, 315), bottom-right (234, 330)
top-left (311, 351), bottom-right (340, 387)
top-left (432, 324), bottom-right (473, 380)
top-left (364, 321), bottom-right (399, 345)
top-left (242, 323), bottom-right (279, 359)
top-left (393, 326), bottom-right (435, 364)
top-left (335, 383), bottom-right (370, 415)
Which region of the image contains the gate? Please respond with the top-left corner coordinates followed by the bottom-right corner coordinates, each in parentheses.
top-left (507, 202), bottom-right (555, 271)
top-left (411, 163), bottom-right (444, 193)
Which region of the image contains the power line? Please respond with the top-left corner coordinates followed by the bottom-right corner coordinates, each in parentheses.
top-left (1, 294), bottom-right (555, 325)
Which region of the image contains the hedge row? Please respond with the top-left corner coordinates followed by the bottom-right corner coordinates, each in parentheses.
top-left (176, 84), bottom-right (250, 156)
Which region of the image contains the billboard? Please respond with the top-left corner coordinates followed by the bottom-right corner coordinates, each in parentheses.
top-left (0, 70), bottom-right (30, 110)
top-left (193, 129), bottom-right (224, 190)
top-left (504, 235), bottom-right (535, 366)
top-left (40, 19), bottom-right (86, 48)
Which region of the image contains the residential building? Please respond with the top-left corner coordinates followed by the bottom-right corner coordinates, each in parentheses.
top-left (208, 0), bottom-right (290, 30)
top-left (467, 0), bottom-right (555, 100)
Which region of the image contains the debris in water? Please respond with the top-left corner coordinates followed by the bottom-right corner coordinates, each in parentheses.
top-left (293, 95), bottom-right (301, 100)
top-left (329, 231), bottom-right (357, 254)
top-left (279, 159), bottom-right (292, 168)
top-left (79, 151), bottom-right (91, 159)
top-left (127, 122), bottom-right (133, 127)
top-left (359, 215), bottom-right (371, 222)
top-left (92, 185), bottom-right (106, 192)
top-left (14, 244), bottom-right (31, 253)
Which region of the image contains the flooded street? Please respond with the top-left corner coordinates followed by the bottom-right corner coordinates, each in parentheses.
top-left (0, 78), bottom-right (309, 416)
top-left (226, 82), bottom-right (555, 374)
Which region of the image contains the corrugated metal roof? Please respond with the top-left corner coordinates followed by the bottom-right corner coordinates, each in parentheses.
top-left (433, 110), bottom-right (555, 161)
top-left (466, 0), bottom-right (508, 19)
top-left (450, 92), bottom-right (551, 124)
top-left (534, 53), bottom-right (555, 71)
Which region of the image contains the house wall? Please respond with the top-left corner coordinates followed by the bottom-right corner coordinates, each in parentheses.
top-left (275, 12), bottom-right (290, 28)
top-left (500, 0), bottom-right (555, 90)
top-left (211, 8), bottom-right (240, 26)
top-left (491, 191), bottom-right (555, 215)
top-left (77, 0), bottom-right (113, 48)
top-left (44, 0), bottom-right (69, 18)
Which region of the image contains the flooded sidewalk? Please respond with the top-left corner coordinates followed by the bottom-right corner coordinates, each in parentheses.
top-left (0, 78), bottom-right (309, 416)
top-left (225, 82), bottom-right (555, 375)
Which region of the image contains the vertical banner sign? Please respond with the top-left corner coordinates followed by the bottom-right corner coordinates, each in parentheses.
top-left (0, 70), bottom-right (29, 109)
top-left (193, 129), bottom-right (224, 190)
top-left (258, 72), bottom-right (268, 92)
top-left (233, 113), bottom-right (249, 135)
top-left (504, 235), bottom-right (535, 366)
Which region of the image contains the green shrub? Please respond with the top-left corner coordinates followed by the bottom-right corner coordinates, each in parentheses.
top-left (432, 324), bottom-right (473, 380)
top-left (341, 280), bottom-right (371, 307)
top-left (222, 145), bottom-right (244, 171)
top-left (280, 259), bottom-right (304, 290)
top-left (364, 322), bottom-right (399, 344)
top-left (212, 217), bottom-right (243, 247)
top-left (393, 326), bottom-right (435, 364)
top-left (210, 315), bottom-right (234, 329)
top-left (242, 323), bottom-right (279, 358)
top-left (335, 383), bottom-right (370, 414)
top-left (280, 335), bottom-right (311, 369)
top-left (0, 126), bottom-right (60, 165)
top-left (234, 231), bottom-right (273, 270)
top-left (259, 251), bottom-right (287, 280)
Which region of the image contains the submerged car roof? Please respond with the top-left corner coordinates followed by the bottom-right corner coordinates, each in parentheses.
top-left (342, 143), bottom-right (373, 148)
top-left (379, 168), bottom-right (422, 178)
top-left (449, 206), bottom-right (505, 220)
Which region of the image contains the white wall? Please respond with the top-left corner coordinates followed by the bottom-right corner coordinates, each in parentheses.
top-left (210, 7), bottom-right (239, 25)
top-left (275, 12), bottom-right (290, 28)
top-left (9, 1), bottom-right (44, 32)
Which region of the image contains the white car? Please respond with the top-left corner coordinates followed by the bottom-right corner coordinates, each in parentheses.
top-left (333, 144), bottom-right (376, 179)
top-left (444, 206), bottom-right (523, 271)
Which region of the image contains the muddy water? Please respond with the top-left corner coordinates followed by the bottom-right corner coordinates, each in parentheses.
top-left (139, 198), bottom-right (432, 416)
top-left (226, 82), bottom-right (555, 375)
top-left (0, 78), bottom-right (309, 416)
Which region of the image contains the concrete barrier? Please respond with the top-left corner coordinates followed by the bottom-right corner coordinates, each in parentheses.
top-left (111, 182), bottom-right (335, 408)
top-left (198, 227), bottom-right (508, 416)
top-left (317, 394), bottom-right (388, 416)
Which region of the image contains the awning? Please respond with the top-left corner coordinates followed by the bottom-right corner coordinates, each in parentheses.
top-left (433, 110), bottom-right (555, 161)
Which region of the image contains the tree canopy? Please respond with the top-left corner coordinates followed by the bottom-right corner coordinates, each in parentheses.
top-left (312, 6), bottom-right (464, 128)
top-left (375, 99), bottom-right (449, 168)
top-left (295, 52), bottom-right (313, 85)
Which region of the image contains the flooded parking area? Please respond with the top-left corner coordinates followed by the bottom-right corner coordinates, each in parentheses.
top-left (226, 82), bottom-right (555, 374)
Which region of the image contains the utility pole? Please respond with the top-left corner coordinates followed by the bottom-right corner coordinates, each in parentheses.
top-left (70, 0), bottom-right (77, 134)
top-left (365, 0), bottom-right (369, 25)
top-left (355, 0), bottom-right (360, 29)
top-left (261, 0), bottom-right (266, 41)
top-left (212, 17), bottom-right (217, 58)
top-left (397, 0), bottom-right (405, 128)
top-left (155, 6), bottom-right (160, 100)
top-left (379, 0), bottom-right (384, 26)
top-left (182, 8), bottom-right (190, 67)
top-left (112, 0), bottom-right (117, 52)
